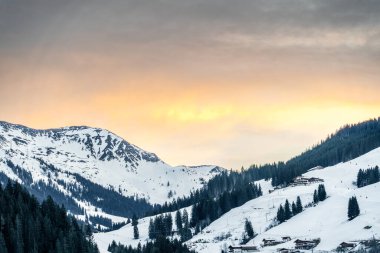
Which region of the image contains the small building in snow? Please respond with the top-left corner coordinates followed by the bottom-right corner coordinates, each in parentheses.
top-left (294, 238), bottom-right (320, 250)
top-left (290, 177), bottom-right (324, 187)
top-left (228, 245), bottom-right (259, 253)
top-left (277, 248), bottom-right (300, 253)
top-left (262, 238), bottom-right (282, 247)
top-left (338, 242), bottom-right (357, 250)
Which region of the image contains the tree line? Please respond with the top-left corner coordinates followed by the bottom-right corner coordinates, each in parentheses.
top-left (276, 196), bottom-right (303, 223)
top-left (148, 209), bottom-right (193, 242)
top-left (357, 166), bottom-right (380, 188)
top-left (276, 184), bottom-right (326, 224)
top-left (147, 183), bottom-right (261, 243)
top-left (243, 118), bottom-right (380, 187)
top-left (0, 181), bottom-right (99, 253)
top-left (313, 184), bottom-right (327, 203)
top-left (148, 213), bottom-right (173, 239)
top-left (107, 237), bottom-right (195, 253)
top-left (189, 183), bottom-right (262, 234)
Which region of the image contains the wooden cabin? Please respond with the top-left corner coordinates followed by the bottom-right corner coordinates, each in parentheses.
top-left (338, 242), bottom-right (357, 250)
top-left (277, 248), bottom-right (300, 253)
top-left (290, 177), bottom-right (324, 187)
top-left (228, 245), bottom-right (259, 252)
top-left (294, 238), bottom-right (320, 250)
top-left (262, 238), bottom-right (282, 247)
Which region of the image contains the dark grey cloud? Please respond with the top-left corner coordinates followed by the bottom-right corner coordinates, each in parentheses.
top-left (0, 0), bottom-right (379, 90)
top-left (1, 0), bottom-right (379, 48)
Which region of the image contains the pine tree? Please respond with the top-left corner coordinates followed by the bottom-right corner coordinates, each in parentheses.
top-left (0, 232), bottom-right (8, 253)
top-left (318, 184), bottom-right (327, 201)
top-left (132, 214), bottom-right (138, 226)
top-left (190, 205), bottom-right (198, 227)
top-left (313, 190), bottom-right (319, 204)
top-left (180, 228), bottom-right (192, 242)
top-left (182, 209), bottom-right (189, 228)
top-left (194, 224), bottom-right (200, 235)
top-left (357, 169), bottom-right (364, 187)
top-left (352, 197), bottom-right (360, 218)
top-left (348, 196), bottom-right (360, 220)
top-left (348, 197), bottom-right (353, 219)
top-left (374, 166), bottom-right (380, 183)
top-left (284, 199), bottom-right (292, 220)
top-left (165, 214), bottom-right (173, 236)
top-left (137, 242), bottom-right (142, 253)
top-left (133, 224), bottom-right (139, 239)
top-left (244, 219), bottom-right (254, 239)
top-left (148, 219), bottom-right (155, 239)
top-left (108, 240), bottom-right (117, 252)
top-left (15, 215), bottom-right (24, 253)
top-left (296, 196), bottom-right (303, 213)
top-left (55, 238), bottom-right (64, 253)
top-left (175, 210), bottom-right (183, 231)
top-left (291, 202), bottom-right (297, 215)
top-left (277, 205), bottom-right (285, 223)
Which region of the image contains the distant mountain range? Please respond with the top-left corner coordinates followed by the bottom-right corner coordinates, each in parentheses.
top-left (0, 121), bottom-right (223, 228)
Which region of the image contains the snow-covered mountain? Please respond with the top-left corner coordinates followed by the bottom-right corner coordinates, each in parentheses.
top-left (94, 147), bottom-right (380, 253)
top-left (0, 121), bottom-right (223, 224)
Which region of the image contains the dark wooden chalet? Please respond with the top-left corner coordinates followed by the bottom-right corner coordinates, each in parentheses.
top-left (228, 245), bottom-right (259, 252)
top-left (294, 238), bottom-right (320, 250)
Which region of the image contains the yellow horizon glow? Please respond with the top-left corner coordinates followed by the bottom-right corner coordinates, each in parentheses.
top-left (1, 74), bottom-right (379, 169)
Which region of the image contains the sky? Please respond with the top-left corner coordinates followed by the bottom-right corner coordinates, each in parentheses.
top-left (0, 0), bottom-right (380, 169)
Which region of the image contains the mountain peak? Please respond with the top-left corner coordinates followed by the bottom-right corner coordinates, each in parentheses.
top-left (0, 121), bottom-right (223, 210)
top-left (0, 120), bottom-right (161, 164)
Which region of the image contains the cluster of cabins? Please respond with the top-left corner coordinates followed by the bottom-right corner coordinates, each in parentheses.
top-left (229, 237), bottom-right (321, 253)
top-left (337, 239), bottom-right (380, 252)
top-left (228, 237), bottom-right (380, 252)
top-left (269, 176), bottom-right (324, 193)
top-left (262, 237), bottom-right (320, 250)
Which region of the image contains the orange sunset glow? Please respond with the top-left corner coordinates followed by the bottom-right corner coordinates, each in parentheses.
top-left (1, 0), bottom-right (380, 169)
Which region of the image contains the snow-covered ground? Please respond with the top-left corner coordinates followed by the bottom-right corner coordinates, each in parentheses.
top-left (95, 147), bottom-right (380, 253)
top-left (188, 147), bottom-right (380, 252)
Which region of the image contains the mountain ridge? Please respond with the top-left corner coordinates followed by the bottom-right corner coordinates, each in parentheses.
top-left (0, 121), bottom-right (224, 229)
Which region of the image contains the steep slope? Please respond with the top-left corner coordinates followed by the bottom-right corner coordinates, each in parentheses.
top-left (186, 147), bottom-right (380, 252)
top-left (0, 121), bottom-right (223, 224)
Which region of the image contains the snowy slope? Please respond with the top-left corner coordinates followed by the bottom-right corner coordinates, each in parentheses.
top-left (0, 121), bottom-right (223, 220)
top-left (94, 206), bottom-right (193, 253)
top-left (185, 147), bottom-right (380, 253)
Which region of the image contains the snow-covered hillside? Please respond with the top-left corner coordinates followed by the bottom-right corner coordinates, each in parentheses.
top-left (0, 121), bottom-right (223, 221)
top-left (188, 147), bottom-right (380, 252)
top-left (95, 147), bottom-right (380, 253)
top-left (94, 206), bottom-right (193, 252)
